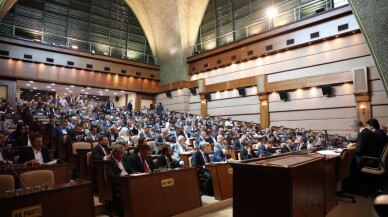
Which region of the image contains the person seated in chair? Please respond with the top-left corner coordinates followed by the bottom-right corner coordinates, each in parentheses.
top-left (130, 144), bottom-right (155, 173)
top-left (258, 141), bottom-right (273, 157)
top-left (155, 145), bottom-right (179, 169)
top-left (292, 136), bottom-right (307, 151)
top-left (92, 136), bottom-right (110, 161)
top-left (18, 133), bottom-right (50, 165)
top-left (85, 125), bottom-right (101, 141)
top-left (191, 141), bottom-right (213, 196)
top-left (105, 144), bottom-right (133, 216)
top-left (240, 141), bottom-right (258, 160)
top-left (281, 138), bottom-right (293, 153)
top-left (0, 131), bottom-right (12, 165)
top-left (212, 145), bottom-right (233, 162)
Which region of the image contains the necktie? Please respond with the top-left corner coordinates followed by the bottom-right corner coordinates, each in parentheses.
top-left (143, 158), bottom-right (150, 173)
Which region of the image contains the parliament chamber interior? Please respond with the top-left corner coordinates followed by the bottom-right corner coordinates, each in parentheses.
top-left (0, 0), bottom-right (388, 216)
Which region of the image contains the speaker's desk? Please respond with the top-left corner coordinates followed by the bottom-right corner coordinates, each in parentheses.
top-left (206, 163), bottom-right (233, 200)
top-left (116, 167), bottom-right (202, 217)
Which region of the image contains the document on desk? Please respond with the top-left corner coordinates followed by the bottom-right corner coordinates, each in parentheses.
top-left (317, 150), bottom-right (340, 156)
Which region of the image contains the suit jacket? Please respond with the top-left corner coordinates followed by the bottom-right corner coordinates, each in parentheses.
top-left (232, 139), bottom-right (243, 150)
top-left (170, 142), bottom-right (188, 159)
top-left (155, 155), bottom-right (177, 169)
top-left (205, 136), bottom-right (217, 145)
top-left (292, 143), bottom-right (307, 151)
top-left (211, 150), bottom-right (228, 162)
top-left (356, 128), bottom-right (383, 160)
top-left (13, 135), bottom-right (29, 147)
top-left (0, 148), bottom-right (11, 164)
top-left (258, 145), bottom-right (272, 157)
top-left (240, 147), bottom-right (258, 160)
top-left (92, 145), bottom-right (109, 161)
top-left (104, 156), bottom-right (133, 179)
top-left (85, 132), bottom-right (101, 141)
top-left (106, 132), bottom-right (119, 143)
top-left (130, 154), bottom-right (155, 173)
top-left (281, 145), bottom-right (293, 153)
top-left (191, 150), bottom-right (210, 168)
top-left (18, 147), bottom-right (50, 164)
top-left (52, 126), bottom-right (71, 138)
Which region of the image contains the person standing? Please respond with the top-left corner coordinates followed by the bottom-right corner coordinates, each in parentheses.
top-left (156, 102), bottom-right (164, 116)
top-left (127, 100), bottom-right (133, 114)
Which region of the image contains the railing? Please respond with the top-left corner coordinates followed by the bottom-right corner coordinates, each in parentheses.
top-left (192, 0), bottom-right (349, 54)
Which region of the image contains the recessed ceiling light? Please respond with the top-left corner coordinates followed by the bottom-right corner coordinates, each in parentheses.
top-left (29, 81), bottom-right (34, 83)
top-left (120, 91), bottom-right (124, 92)
top-left (70, 85), bottom-right (74, 87)
top-left (65, 88), bottom-right (69, 90)
top-left (103, 52), bottom-right (108, 55)
top-left (26, 84), bottom-right (31, 86)
top-left (85, 92), bottom-right (88, 94)
top-left (71, 45), bottom-right (78, 49)
top-left (64, 93), bottom-right (68, 95)
top-left (114, 93), bottom-right (117, 95)
top-left (33, 87), bottom-right (37, 89)
top-left (51, 89), bottom-right (55, 91)
top-left (98, 91), bottom-right (102, 93)
top-left (105, 89), bottom-right (109, 91)
top-left (51, 83), bottom-right (55, 86)
top-left (100, 93), bottom-right (103, 95)
top-left (36, 93), bottom-right (40, 94)
top-left (81, 89), bottom-right (85, 91)
top-left (69, 90), bottom-right (73, 93)
top-left (47, 86), bottom-right (51, 88)
top-left (29, 90), bottom-right (33, 92)
top-left (86, 87), bottom-right (91, 89)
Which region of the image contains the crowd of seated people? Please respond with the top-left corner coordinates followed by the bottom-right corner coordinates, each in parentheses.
top-left (1, 96), bottom-right (388, 207)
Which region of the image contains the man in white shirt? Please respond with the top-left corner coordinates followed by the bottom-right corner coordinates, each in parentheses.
top-left (19, 133), bottom-right (50, 165)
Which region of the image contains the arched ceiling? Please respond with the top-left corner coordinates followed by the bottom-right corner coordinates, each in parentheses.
top-left (125, 0), bottom-right (209, 84)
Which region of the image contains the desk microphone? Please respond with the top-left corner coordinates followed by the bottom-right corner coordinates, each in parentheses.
top-left (10, 163), bottom-right (25, 188)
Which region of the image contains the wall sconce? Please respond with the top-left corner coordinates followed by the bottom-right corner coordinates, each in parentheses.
top-left (360, 105), bottom-right (366, 114)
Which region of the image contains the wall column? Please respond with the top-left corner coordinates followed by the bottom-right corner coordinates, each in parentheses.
top-left (0, 79), bottom-right (16, 109)
top-left (355, 95), bottom-right (371, 124)
top-left (259, 94), bottom-right (269, 129)
top-left (199, 94), bottom-right (207, 118)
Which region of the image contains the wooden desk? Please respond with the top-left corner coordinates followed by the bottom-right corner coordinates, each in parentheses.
top-left (0, 182), bottom-right (95, 217)
top-left (116, 168), bottom-right (202, 217)
top-left (206, 163), bottom-right (233, 200)
top-left (76, 149), bottom-right (92, 181)
top-left (179, 152), bottom-right (193, 167)
top-left (232, 155), bottom-right (325, 217)
top-left (230, 150), bottom-right (240, 160)
top-left (188, 138), bottom-right (196, 147)
top-left (0, 164), bottom-right (70, 188)
top-left (94, 160), bottom-right (113, 203)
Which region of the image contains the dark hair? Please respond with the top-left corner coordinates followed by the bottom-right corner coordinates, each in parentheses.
top-left (99, 135), bottom-right (108, 142)
top-left (15, 122), bottom-right (28, 136)
top-left (139, 144), bottom-right (151, 153)
top-left (366, 119), bottom-right (380, 130)
top-left (138, 137), bottom-right (147, 147)
top-left (30, 133), bottom-right (43, 141)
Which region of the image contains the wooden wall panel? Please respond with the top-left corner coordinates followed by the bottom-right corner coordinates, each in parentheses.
top-left (0, 58), bottom-right (14, 76)
top-left (228, 76), bottom-right (257, 89)
top-left (57, 67), bottom-right (77, 82)
top-left (207, 96), bottom-right (259, 108)
top-left (208, 104), bottom-right (259, 116)
top-left (78, 69), bottom-right (89, 84)
top-left (270, 107), bottom-right (357, 122)
top-left (206, 82), bottom-right (228, 93)
top-left (267, 78), bottom-right (306, 92)
top-left (305, 71), bottom-right (352, 87)
top-left (14, 61), bottom-right (37, 79)
top-left (37, 64), bottom-right (58, 81)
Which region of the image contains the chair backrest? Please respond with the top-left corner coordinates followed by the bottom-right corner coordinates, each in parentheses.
top-left (147, 141), bottom-right (155, 151)
top-left (188, 156), bottom-right (193, 167)
top-left (72, 142), bottom-right (92, 154)
top-left (337, 147), bottom-right (356, 181)
top-left (131, 136), bottom-right (139, 144)
top-left (238, 153), bottom-right (241, 160)
top-left (86, 151), bottom-right (92, 166)
top-left (0, 175), bottom-right (15, 193)
top-left (20, 170), bottom-right (55, 188)
top-left (92, 142), bottom-right (99, 148)
top-left (362, 144), bottom-right (388, 175)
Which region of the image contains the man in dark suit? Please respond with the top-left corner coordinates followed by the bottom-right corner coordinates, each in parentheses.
top-left (281, 138), bottom-right (294, 153)
top-left (18, 133), bottom-right (50, 165)
top-left (68, 123), bottom-right (86, 141)
top-left (127, 100), bottom-right (133, 113)
top-left (106, 126), bottom-right (119, 144)
top-left (292, 136), bottom-right (307, 151)
top-left (232, 135), bottom-right (247, 150)
top-left (155, 145), bottom-right (178, 169)
top-left (0, 131), bottom-right (12, 164)
top-left (154, 128), bottom-right (172, 154)
top-left (130, 144), bottom-right (155, 173)
top-left (104, 144), bottom-right (133, 217)
top-left (258, 141), bottom-right (273, 157)
top-left (92, 136), bottom-right (110, 161)
top-left (211, 145), bottom-right (232, 162)
top-left (349, 120), bottom-right (383, 165)
top-left (52, 120), bottom-right (71, 138)
top-left (191, 142), bottom-right (213, 195)
top-left (240, 141), bottom-right (258, 160)
top-left (195, 130), bottom-right (208, 149)
top-left (178, 126), bottom-right (192, 141)
top-left (106, 99), bottom-right (115, 110)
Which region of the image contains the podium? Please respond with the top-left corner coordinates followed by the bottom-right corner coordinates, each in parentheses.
top-left (232, 155), bottom-right (325, 217)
